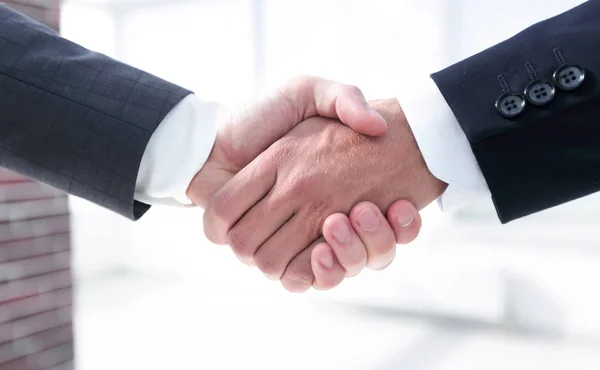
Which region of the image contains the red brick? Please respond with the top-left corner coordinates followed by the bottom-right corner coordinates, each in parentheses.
top-left (3, 3), bottom-right (46, 22)
top-left (0, 170), bottom-right (28, 185)
top-left (0, 307), bottom-right (72, 344)
top-left (3, 1), bottom-right (61, 32)
top-left (0, 288), bottom-right (72, 324)
top-left (3, 0), bottom-right (60, 10)
top-left (0, 182), bottom-right (65, 204)
top-left (0, 233), bottom-right (70, 263)
top-left (46, 360), bottom-right (73, 370)
top-left (0, 198), bottom-right (69, 223)
top-left (0, 252), bottom-right (71, 284)
top-left (0, 216), bottom-right (70, 244)
top-left (1, 342), bottom-right (73, 370)
top-left (0, 2), bottom-right (71, 368)
top-left (0, 271), bottom-right (72, 305)
top-left (0, 324), bottom-right (72, 364)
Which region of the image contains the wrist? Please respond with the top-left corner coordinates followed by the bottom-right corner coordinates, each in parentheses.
top-left (400, 101), bottom-right (449, 204)
top-left (401, 112), bottom-right (449, 210)
top-left (371, 98), bottom-right (448, 210)
top-left (186, 141), bottom-right (224, 209)
top-left (400, 78), bottom-right (491, 211)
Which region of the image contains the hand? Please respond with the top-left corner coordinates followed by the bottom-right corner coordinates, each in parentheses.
top-left (203, 98), bottom-right (448, 286)
top-left (186, 76), bottom-right (392, 288)
top-left (186, 76), bottom-right (388, 208)
top-left (297, 199), bottom-right (423, 292)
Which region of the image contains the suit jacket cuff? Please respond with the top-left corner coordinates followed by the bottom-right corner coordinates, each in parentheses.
top-left (400, 78), bottom-right (491, 212)
top-left (430, 1), bottom-right (600, 223)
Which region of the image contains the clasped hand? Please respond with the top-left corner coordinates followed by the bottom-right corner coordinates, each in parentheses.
top-left (187, 76), bottom-right (445, 292)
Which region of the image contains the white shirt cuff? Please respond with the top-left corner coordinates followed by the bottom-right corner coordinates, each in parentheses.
top-left (400, 78), bottom-right (491, 212)
top-left (134, 94), bottom-right (227, 207)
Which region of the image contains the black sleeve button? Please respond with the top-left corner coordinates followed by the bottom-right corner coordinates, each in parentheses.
top-left (495, 92), bottom-right (526, 118)
top-left (524, 80), bottom-right (555, 106)
top-left (553, 64), bottom-right (585, 91)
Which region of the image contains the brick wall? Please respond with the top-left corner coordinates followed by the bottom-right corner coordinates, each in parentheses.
top-left (0, 2), bottom-right (74, 370)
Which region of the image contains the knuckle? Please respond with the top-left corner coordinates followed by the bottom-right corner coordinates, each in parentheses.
top-left (288, 172), bottom-right (308, 191)
top-left (211, 190), bottom-right (233, 223)
top-left (281, 76), bottom-right (313, 107)
top-left (289, 173), bottom-right (321, 197)
top-left (286, 75), bottom-right (314, 90)
top-left (306, 197), bottom-right (332, 219)
top-left (343, 84), bottom-right (362, 97)
top-left (227, 230), bottom-right (251, 259)
top-left (203, 212), bottom-right (227, 245)
top-left (349, 202), bottom-right (377, 218)
top-left (255, 256), bottom-right (283, 278)
top-left (270, 139), bottom-right (292, 160)
top-left (302, 198), bottom-right (333, 236)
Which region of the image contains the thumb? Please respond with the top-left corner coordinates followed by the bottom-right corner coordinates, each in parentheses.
top-left (385, 200), bottom-right (422, 245)
top-left (217, 76), bottom-right (388, 169)
top-left (293, 76), bottom-right (388, 136)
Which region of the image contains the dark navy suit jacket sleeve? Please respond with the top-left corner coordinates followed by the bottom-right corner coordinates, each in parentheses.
top-left (0, 5), bottom-right (192, 220)
top-left (431, 0), bottom-right (600, 223)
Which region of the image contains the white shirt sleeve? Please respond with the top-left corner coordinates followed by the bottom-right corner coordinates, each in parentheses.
top-left (400, 78), bottom-right (491, 212)
top-left (134, 94), bottom-right (228, 207)
top-left (134, 79), bottom-right (487, 211)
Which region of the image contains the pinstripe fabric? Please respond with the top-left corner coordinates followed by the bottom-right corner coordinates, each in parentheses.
top-left (0, 4), bottom-right (192, 220)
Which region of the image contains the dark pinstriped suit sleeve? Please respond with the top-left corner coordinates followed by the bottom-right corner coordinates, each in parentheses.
top-left (0, 5), bottom-right (192, 220)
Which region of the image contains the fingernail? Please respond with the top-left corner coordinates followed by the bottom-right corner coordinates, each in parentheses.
top-left (356, 209), bottom-right (379, 232)
top-left (397, 214), bottom-right (414, 227)
top-left (332, 222), bottom-right (352, 244)
top-left (320, 250), bottom-right (334, 270)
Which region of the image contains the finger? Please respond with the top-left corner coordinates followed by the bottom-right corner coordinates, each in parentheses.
top-left (322, 213), bottom-right (367, 277)
top-left (386, 200), bottom-right (422, 245)
top-left (253, 213), bottom-right (320, 280)
top-left (225, 191), bottom-right (294, 266)
top-left (219, 77), bottom-right (387, 172)
top-left (330, 85), bottom-right (388, 137)
top-left (280, 238), bottom-right (346, 293)
top-left (186, 164), bottom-right (234, 209)
top-left (203, 156), bottom-right (277, 245)
top-left (279, 237), bottom-right (318, 293)
top-left (311, 243), bottom-right (346, 291)
top-left (283, 76), bottom-right (388, 137)
top-left (348, 202), bottom-right (397, 271)
top-left (280, 240), bottom-right (316, 293)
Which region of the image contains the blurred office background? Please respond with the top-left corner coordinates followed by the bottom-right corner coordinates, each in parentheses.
top-left (2, 0), bottom-right (600, 369)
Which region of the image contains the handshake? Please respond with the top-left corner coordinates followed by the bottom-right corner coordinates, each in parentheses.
top-left (187, 76), bottom-right (447, 292)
